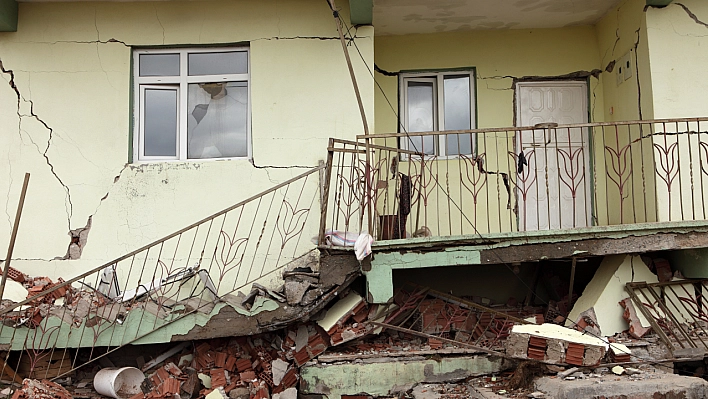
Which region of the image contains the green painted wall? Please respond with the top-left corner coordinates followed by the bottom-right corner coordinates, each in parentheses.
top-left (301, 355), bottom-right (503, 399)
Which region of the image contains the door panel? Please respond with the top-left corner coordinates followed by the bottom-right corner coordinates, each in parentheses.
top-left (516, 82), bottom-right (590, 231)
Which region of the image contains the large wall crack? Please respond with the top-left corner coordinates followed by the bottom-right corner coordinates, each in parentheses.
top-left (0, 58), bottom-right (73, 230)
top-left (674, 3), bottom-right (708, 29)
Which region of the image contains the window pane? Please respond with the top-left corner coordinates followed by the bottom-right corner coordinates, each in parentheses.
top-left (406, 81), bottom-right (435, 155)
top-left (188, 52), bottom-right (248, 76)
top-left (139, 54), bottom-right (180, 76)
top-left (144, 88), bottom-right (178, 157)
top-left (187, 82), bottom-right (248, 158)
top-left (444, 75), bottom-right (472, 155)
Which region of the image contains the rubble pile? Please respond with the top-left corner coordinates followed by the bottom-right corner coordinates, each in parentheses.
top-left (11, 378), bottom-right (72, 399)
top-left (506, 324), bottom-right (607, 366)
top-left (134, 331), bottom-right (311, 399)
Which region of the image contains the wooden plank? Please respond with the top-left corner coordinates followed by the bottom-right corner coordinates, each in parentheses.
top-left (0, 358), bottom-right (23, 384)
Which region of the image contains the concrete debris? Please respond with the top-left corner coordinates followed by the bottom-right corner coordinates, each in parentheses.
top-left (535, 369), bottom-right (708, 399)
top-left (127, 332), bottom-right (302, 399)
top-left (608, 342), bottom-right (632, 363)
top-left (611, 365), bottom-right (625, 375)
top-left (316, 292), bottom-right (385, 347)
top-left (567, 255), bottom-right (656, 337)
top-left (271, 387), bottom-right (296, 399)
top-left (11, 378), bottom-right (72, 399)
top-left (619, 298), bottom-right (651, 339)
top-left (507, 324), bottom-right (606, 366)
top-left (573, 308), bottom-right (601, 337)
top-left (228, 387), bottom-right (249, 399)
top-left (556, 367), bottom-right (579, 379)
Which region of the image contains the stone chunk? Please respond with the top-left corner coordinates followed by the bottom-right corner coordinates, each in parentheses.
top-left (228, 387), bottom-right (249, 399)
top-left (284, 281), bottom-right (311, 306)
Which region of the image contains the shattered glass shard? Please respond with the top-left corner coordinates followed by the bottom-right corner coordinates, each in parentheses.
top-left (187, 81), bottom-right (248, 159)
top-left (192, 104), bottom-right (209, 124)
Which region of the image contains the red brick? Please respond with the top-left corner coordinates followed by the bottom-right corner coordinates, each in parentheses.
top-left (235, 358), bottom-right (253, 372)
top-left (279, 368), bottom-right (298, 388)
top-left (215, 352), bottom-right (228, 368)
top-left (428, 338), bottom-right (443, 349)
top-left (6, 266), bottom-right (25, 283)
top-left (164, 362), bottom-right (182, 376)
top-left (210, 368), bottom-right (227, 388)
top-left (239, 370), bottom-right (256, 382)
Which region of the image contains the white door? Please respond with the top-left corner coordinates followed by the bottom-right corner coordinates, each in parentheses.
top-left (515, 81), bottom-right (591, 231)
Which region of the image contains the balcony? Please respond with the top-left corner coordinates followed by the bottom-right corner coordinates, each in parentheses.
top-left (321, 117), bottom-right (708, 267)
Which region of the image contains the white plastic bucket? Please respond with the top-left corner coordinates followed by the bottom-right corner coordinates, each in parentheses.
top-left (94, 367), bottom-right (145, 399)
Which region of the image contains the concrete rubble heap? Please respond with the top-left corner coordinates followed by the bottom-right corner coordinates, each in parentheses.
top-left (11, 378), bottom-right (72, 399)
top-left (132, 332), bottom-right (304, 399)
top-left (5, 253), bottom-right (708, 399)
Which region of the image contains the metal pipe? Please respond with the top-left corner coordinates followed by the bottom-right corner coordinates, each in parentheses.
top-left (0, 173), bottom-right (30, 301)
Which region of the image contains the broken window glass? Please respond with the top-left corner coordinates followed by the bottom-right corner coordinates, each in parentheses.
top-left (139, 54), bottom-right (180, 77)
top-left (143, 88), bottom-right (178, 156)
top-left (187, 82), bottom-right (248, 159)
top-left (444, 75), bottom-right (472, 155)
top-left (406, 80), bottom-right (436, 155)
top-left (188, 52), bottom-right (248, 76)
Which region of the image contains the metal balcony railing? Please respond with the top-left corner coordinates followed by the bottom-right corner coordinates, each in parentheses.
top-left (320, 117), bottom-right (708, 242)
top-left (0, 165), bottom-right (323, 381)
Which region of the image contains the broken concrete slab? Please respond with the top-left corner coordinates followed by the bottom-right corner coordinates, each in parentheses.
top-left (271, 359), bottom-right (289, 386)
top-left (507, 324), bottom-right (607, 366)
top-left (2, 280), bottom-right (27, 302)
top-left (535, 372), bottom-right (708, 399)
top-left (300, 355), bottom-right (503, 399)
top-left (567, 255), bottom-right (656, 336)
top-left (316, 291), bottom-right (363, 333)
top-left (284, 280), bottom-right (310, 306)
top-left (272, 387), bottom-right (296, 399)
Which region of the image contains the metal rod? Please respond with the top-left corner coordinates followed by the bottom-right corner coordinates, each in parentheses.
top-left (568, 257), bottom-right (577, 307)
top-left (359, 116), bottom-right (708, 140)
top-left (319, 139), bottom-right (335, 244)
top-left (0, 173), bottom-right (30, 301)
top-left (327, 0), bottom-right (373, 235)
top-left (0, 166), bottom-right (323, 316)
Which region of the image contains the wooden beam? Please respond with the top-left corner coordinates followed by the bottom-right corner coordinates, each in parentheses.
top-left (349, 0), bottom-right (372, 25)
top-left (0, 0), bottom-right (17, 32)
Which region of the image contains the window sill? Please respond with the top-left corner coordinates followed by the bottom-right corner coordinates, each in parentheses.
top-left (131, 156), bottom-right (252, 165)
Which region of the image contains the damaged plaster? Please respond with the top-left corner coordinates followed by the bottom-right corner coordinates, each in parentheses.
top-left (62, 216), bottom-right (91, 260)
top-left (0, 0), bottom-right (374, 275)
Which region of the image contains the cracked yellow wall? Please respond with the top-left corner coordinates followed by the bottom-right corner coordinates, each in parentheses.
top-left (374, 26), bottom-right (604, 132)
top-left (644, 1), bottom-right (708, 221)
top-left (0, 0), bottom-right (373, 288)
top-left (594, 0), bottom-right (658, 225)
top-left (372, 27), bottom-right (605, 234)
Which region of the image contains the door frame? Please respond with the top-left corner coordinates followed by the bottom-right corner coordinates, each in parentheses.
top-left (514, 79), bottom-right (594, 231)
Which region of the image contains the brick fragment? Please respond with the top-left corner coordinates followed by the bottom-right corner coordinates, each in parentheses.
top-left (619, 298), bottom-right (651, 339)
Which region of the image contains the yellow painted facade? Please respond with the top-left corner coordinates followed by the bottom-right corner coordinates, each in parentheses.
top-left (0, 0), bottom-right (373, 286)
top-left (0, 0), bottom-right (706, 290)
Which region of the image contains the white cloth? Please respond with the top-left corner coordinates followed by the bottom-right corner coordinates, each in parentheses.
top-left (324, 230), bottom-right (360, 247)
top-left (354, 233), bottom-right (374, 261)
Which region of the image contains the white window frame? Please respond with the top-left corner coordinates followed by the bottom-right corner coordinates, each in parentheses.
top-left (399, 70), bottom-right (476, 157)
top-left (133, 47), bottom-right (252, 162)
